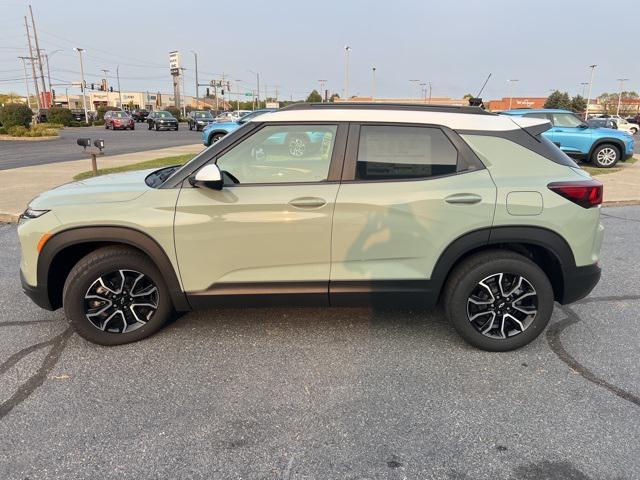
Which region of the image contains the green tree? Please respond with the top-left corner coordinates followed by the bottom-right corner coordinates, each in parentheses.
top-left (570, 95), bottom-right (587, 114)
top-left (47, 107), bottom-right (73, 126)
top-left (329, 93), bottom-right (340, 103)
top-left (306, 90), bottom-right (322, 103)
top-left (544, 90), bottom-right (572, 110)
top-left (598, 91), bottom-right (639, 115)
top-left (0, 103), bottom-right (33, 128)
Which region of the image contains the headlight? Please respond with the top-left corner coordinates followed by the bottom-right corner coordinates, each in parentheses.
top-left (20, 208), bottom-right (49, 220)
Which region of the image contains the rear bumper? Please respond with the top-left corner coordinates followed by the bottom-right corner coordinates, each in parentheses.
top-left (20, 270), bottom-right (54, 311)
top-left (559, 263), bottom-right (601, 304)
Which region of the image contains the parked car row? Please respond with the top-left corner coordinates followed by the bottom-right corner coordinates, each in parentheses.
top-left (501, 109), bottom-right (635, 168)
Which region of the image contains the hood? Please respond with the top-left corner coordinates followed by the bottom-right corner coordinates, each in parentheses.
top-left (29, 168), bottom-right (153, 209)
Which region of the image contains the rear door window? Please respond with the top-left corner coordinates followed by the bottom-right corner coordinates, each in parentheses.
top-left (355, 125), bottom-right (458, 180)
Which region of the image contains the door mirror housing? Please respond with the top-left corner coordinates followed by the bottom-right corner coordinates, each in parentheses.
top-left (578, 123), bottom-right (589, 129)
top-left (189, 164), bottom-right (223, 190)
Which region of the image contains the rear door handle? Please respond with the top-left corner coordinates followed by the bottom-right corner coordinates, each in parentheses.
top-left (444, 193), bottom-right (482, 205)
top-left (289, 197), bottom-right (327, 208)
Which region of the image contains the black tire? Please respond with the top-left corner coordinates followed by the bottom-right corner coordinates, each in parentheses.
top-left (174, 126), bottom-right (178, 131)
top-left (104, 123), bottom-right (109, 129)
top-left (210, 132), bottom-right (225, 144)
top-left (188, 123), bottom-right (192, 130)
top-left (148, 122), bottom-right (152, 130)
top-left (630, 127), bottom-right (638, 135)
top-left (63, 246), bottom-right (173, 346)
top-left (590, 143), bottom-right (619, 168)
top-left (155, 123), bottom-right (159, 131)
top-left (443, 250), bottom-right (554, 352)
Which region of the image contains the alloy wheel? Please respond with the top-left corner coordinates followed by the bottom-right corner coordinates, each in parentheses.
top-left (466, 272), bottom-right (538, 339)
top-left (288, 138), bottom-right (306, 157)
top-left (596, 147), bottom-right (617, 166)
top-left (84, 269), bottom-right (159, 334)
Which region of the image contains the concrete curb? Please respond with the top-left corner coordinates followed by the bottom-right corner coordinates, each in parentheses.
top-left (0, 213), bottom-right (20, 223)
top-left (0, 135), bottom-right (59, 142)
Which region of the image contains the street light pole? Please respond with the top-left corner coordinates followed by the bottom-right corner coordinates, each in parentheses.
top-left (585, 64), bottom-right (597, 120)
top-left (428, 81), bottom-right (432, 104)
top-left (101, 69), bottom-right (109, 108)
top-left (616, 78), bottom-right (629, 117)
top-left (344, 46), bottom-right (351, 99)
top-left (17, 56), bottom-right (33, 109)
top-left (24, 16), bottom-right (41, 111)
top-left (116, 65), bottom-right (123, 109)
top-left (371, 67), bottom-right (376, 101)
top-left (74, 48), bottom-right (89, 124)
top-left (508, 79), bottom-right (519, 110)
top-left (191, 50), bottom-right (199, 108)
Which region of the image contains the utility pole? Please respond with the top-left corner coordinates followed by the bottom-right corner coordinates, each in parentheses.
top-left (580, 82), bottom-right (589, 97)
top-left (18, 56), bottom-right (33, 109)
top-left (616, 78), bottom-right (629, 116)
top-left (74, 47), bottom-right (89, 124)
top-left (191, 51), bottom-right (199, 108)
top-left (428, 81), bottom-right (432, 104)
top-left (585, 64), bottom-right (597, 120)
top-left (44, 54), bottom-right (52, 101)
top-left (181, 68), bottom-right (187, 117)
top-left (344, 45), bottom-right (351, 99)
top-left (508, 79), bottom-right (519, 109)
top-left (116, 65), bottom-right (123, 109)
top-left (371, 67), bottom-right (376, 101)
top-left (29, 5), bottom-right (48, 108)
top-left (24, 16), bottom-right (41, 111)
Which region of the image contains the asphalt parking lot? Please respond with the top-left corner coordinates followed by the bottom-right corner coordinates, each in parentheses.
top-left (1, 206), bottom-right (639, 480)
top-left (0, 123), bottom-right (201, 170)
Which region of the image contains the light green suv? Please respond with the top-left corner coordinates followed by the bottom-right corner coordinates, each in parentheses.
top-left (18, 103), bottom-right (604, 351)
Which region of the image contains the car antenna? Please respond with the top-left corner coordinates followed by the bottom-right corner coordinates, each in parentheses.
top-left (468, 73), bottom-right (491, 108)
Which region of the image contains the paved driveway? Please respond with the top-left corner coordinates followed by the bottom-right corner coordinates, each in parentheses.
top-left (1, 207), bottom-right (639, 479)
top-left (0, 124), bottom-right (201, 170)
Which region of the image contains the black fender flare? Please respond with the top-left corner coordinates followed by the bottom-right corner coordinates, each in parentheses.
top-left (38, 226), bottom-right (190, 311)
top-left (429, 225), bottom-right (577, 301)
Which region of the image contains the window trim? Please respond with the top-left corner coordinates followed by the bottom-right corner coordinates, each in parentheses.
top-left (341, 122), bottom-right (485, 183)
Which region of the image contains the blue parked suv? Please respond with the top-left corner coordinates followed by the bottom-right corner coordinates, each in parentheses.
top-left (202, 109), bottom-right (276, 146)
top-left (501, 109), bottom-right (634, 168)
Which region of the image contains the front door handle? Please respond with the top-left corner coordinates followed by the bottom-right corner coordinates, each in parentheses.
top-left (289, 197), bottom-right (327, 208)
top-left (444, 193), bottom-right (482, 205)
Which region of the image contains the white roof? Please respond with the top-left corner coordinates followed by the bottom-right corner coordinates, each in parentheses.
top-left (251, 108), bottom-right (549, 132)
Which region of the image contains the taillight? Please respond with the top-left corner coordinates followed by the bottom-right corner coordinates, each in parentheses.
top-left (547, 180), bottom-right (603, 208)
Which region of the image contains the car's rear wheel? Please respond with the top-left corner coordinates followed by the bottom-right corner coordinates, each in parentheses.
top-left (155, 124), bottom-right (159, 131)
top-left (630, 127), bottom-right (638, 135)
top-left (591, 143), bottom-right (619, 168)
top-left (63, 246), bottom-right (173, 345)
top-left (443, 250), bottom-right (554, 351)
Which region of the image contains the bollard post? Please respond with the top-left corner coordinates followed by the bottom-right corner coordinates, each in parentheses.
top-left (91, 153), bottom-right (98, 176)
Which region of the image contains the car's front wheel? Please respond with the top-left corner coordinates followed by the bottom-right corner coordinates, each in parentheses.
top-left (443, 250), bottom-right (554, 351)
top-left (591, 143), bottom-right (619, 168)
top-left (63, 246), bottom-right (173, 345)
top-left (210, 132), bottom-right (225, 144)
top-left (630, 127), bottom-right (638, 135)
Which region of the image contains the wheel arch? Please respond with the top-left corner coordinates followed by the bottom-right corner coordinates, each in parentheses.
top-left (431, 226), bottom-right (576, 304)
top-left (38, 226), bottom-right (190, 311)
top-left (588, 137), bottom-right (625, 161)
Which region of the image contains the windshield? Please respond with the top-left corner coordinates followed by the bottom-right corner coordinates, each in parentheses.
top-left (194, 112), bottom-right (212, 118)
top-left (113, 112), bottom-right (128, 118)
top-left (156, 111), bottom-right (173, 118)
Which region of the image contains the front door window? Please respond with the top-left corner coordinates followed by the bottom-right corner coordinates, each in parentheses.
top-left (216, 124), bottom-right (338, 184)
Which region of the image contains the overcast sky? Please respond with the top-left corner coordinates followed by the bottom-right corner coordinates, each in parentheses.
top-left (1, 0), bottom-right (639, 101)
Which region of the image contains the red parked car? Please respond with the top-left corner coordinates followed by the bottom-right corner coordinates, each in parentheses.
top-left (104, 111), bottom-right (135, 130)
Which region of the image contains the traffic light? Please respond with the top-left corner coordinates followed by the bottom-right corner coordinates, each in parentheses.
top-left (91, 83), bottom-right (95, 90)
top-left (221, 89), bottom-right (224, 96)
top-left (109, 87), bottom-right (113, 92)
top-left (52, 89), bottom-right (55, 98)
top-left (206, 88), bottom-right (210, 97)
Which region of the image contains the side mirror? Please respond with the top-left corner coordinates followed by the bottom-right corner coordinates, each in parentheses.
top-left (578, 123), bottom-right (588, 129)
top-left (189, 164), bottom-right (223, 190)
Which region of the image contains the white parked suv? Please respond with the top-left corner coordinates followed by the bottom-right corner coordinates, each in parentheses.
top-left (603, 115), bottom-right (639, 135)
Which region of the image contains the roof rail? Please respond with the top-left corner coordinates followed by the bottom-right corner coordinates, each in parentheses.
top-left (279, 102), bottom-right (495, 115)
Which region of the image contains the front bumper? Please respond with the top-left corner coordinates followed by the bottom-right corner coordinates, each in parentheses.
top-left (20, 270), bottom-right (54, 310)
top-left (559, 263), bottom-right (601, 304)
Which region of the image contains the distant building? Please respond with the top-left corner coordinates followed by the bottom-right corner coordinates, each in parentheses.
top-left (334, 96), bottom-right (468, 106)
top-left (485, 97), bottom-right (547, 111)
top-left (52, 90), bottom-right (225, 111)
